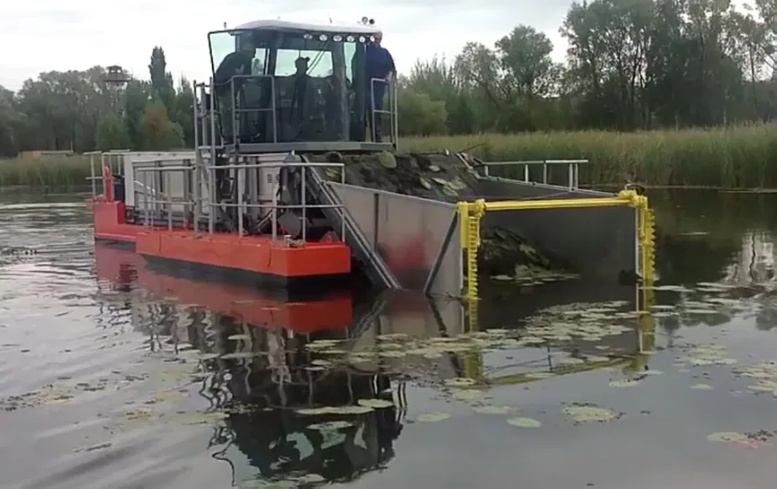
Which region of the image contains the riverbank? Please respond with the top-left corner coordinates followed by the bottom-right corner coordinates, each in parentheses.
top-left (3, 123), bottom-right (777, 188)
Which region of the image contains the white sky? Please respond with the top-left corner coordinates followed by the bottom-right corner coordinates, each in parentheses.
top-left (0, 0), bottom-right (574, 91)
top-left (0, 0), bottom-right (757, 91)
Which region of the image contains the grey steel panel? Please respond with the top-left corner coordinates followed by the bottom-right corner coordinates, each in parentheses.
top-left (375, 191), bottom-right (458, 292)
top-left (331, 186), bottom-right (377, 250)
top-left (327, 182), bottom-right (463, 297)
top-left (476, 178), bottom-right (636, 282)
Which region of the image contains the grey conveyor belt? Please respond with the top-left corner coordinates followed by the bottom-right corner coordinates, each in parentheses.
top-left (305, 166), bottom-right (401, 289)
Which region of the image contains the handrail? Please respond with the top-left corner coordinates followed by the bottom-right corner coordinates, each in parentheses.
top-left (131, 157), bottom-right (347, 242)
top-left (479, 159), bottom-right (589, 189)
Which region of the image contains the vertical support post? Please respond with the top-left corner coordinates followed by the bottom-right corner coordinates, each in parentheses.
top-left (100, 153), bottom-right (106, 196)
top-left (301, 166), bottom-right (307, 242)
top-left (237, 165), bottom-right (244, 237)
top-left (542, 162), bottom-right (548, 184)
top-left (230, 79), bottom-right (237, 145)
top-left (340, 165), bottom-right (345, 241)
top-left (458, 200), bottom-right (482, 334)
top-left (209, 77), bottom-right (217, 235)
top-left (192, 81), bottom-right (201, 236)
top-left (89, 153), bottom-right (97, 197)
top-left (143, 171), bottom-right (150, 227)
top-left (271, 173), bottom-right (278, 242)
top-left (166, 171), bottom-right (173, 231)
top-left (575, 163), bottom-right (580, 188)
top-left (270, 77), bottom-right (278, 143)
top-left (568, 163), bottom-right (574, 190)
top-left (523, 165), bottom-right (529, 182)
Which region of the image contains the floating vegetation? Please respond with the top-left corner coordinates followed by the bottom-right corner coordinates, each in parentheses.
top-left (451, 389), bottom-right (482, 401)
top-left (308, 420), bottom-right (354, 431)
top-left (172, 410), bottom-right (227, 426)
top-left (240, 473), bottom-right (327, 488)
top-left (562, 405), bottom-right (619, 424)
top-left (690, 383), bottom-right (714, 390)
top-left (707, 432), bottom-right (747, 443)
top-left (520, 300), bottom-right (636, 346)
top-left (608, 379), bottom-right (640, 388)
top-left (416, 412), bottom-right (451, 422)
top-left (678, 344), bottom-right (731, 366)
top-left (506, 417), bottom-right (542, 428)
top-left (473, 405), bottom-right (514, 415)
top-left (296, 405), bottom-right (374, 416)
top-left (444, 377), bottom-right (477, 388)
top-left (357, 398), bottom-right (394, 409)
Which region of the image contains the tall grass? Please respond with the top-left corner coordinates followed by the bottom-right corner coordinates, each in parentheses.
top-left (4, 124), bottom-right (777, 189)
top-left (0, 156), bottom-right (92, 189)
top-left (403, 124), bottom-right (777, 188)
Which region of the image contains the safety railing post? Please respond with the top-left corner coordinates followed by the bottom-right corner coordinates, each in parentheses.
top-left (89, 153), bottom-right (97, 197)
top-left (237, 165), bottom-right (244, 237)
top-left (166, 171), bottom-right (173, 231)
top-left (301, 166), bottom-right (307, 242)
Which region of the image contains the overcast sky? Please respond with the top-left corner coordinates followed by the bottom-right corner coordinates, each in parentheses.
top-left (0, 0), bottom-right (577, 91)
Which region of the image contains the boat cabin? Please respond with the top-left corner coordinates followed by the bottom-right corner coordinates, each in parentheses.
top-left (207, 19), bottom-right (396, 153)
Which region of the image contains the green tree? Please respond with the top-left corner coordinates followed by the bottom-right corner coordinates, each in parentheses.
top-left (140, 102), bottom-right (184, 150)
top-left (148, 47), bottom-right (176, 115)
top-left (95, 113), bottom-right (130, 150)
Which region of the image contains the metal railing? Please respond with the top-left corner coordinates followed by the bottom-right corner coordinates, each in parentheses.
top-left (370, 77), bottom-right (398, 146)
top-left (135, 165), bottom-right (195, 230)
top-left (227, 74), bottom-right (278, 144)
top-left (202, 161), bottom-right (347, 242)
top-left (480, 159), bottom-right (588, 189)
top-left (130, 156), bottom-right (348, 244)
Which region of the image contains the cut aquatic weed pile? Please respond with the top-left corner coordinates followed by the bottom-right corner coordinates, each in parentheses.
top-left (313, 151), bottom-right (564, 278)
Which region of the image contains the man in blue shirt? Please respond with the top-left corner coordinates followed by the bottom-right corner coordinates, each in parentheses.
top-left (364, 32), bottom-right (395, 141)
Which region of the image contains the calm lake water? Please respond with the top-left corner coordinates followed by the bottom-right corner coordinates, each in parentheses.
top-left (2, 190), bottom-right (777, 489)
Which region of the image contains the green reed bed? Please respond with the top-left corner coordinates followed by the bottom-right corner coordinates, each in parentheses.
top-left (5, 124), bottom-right (777, 189)
top-left (0, 157), bottom-right (92, 189)
top-left (403, 124), bottom-right (777, 188)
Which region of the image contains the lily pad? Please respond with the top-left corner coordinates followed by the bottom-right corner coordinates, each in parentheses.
top-left (416, 411), bottom-right (451, 422)
top-left (451, 389), bottom-right (481, 401)
top-left (357, 398), bottom-right (394, 409)
top-left (707, 432), bottom-right (747, 442)
top-left (506, 417), bottom-right (542, 428)
top-left (473, 405), bottom-right (514, 415)
top-left (444, 377), bottom-right (477, 388)
top-left (690, 383), bottom-right (713, 390)
top-left (308, 420), bottom-right (354, 431)
top-left (609, 379), bottom-right (640, 388)
top-left (563, 406), bottom-right (617, 423)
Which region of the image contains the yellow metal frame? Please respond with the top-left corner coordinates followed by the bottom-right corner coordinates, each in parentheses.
top-left (457, 189), bottom-right (656, 302)
top-left (457, 189), bottom-right (658, 382)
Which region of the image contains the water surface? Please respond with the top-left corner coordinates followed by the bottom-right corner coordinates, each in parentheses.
top-left (2, 189), bottom-right (777, 489)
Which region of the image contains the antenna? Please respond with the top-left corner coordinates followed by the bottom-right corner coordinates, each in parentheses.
top-left (328, 13), bottom-right (332, 24)
top-left (223, 22), bottom-right (227, 29)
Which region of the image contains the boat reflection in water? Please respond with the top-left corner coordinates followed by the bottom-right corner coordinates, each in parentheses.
top-left (93, 244), bottom-right (654, 486)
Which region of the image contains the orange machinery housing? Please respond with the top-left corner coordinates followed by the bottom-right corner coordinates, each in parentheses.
top-left (94, 244), bottom-right (353, 333)
top-left (91, 165), bottom-right (353, 289)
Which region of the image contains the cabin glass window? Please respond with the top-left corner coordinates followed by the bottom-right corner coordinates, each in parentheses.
top-left (275, 49), bottom-right (333, 77)
top-left (208, 31), bottom-right (237, 73)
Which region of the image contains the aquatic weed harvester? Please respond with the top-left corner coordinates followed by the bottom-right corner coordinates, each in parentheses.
top-left (87, 18), bottom-right (656, 305)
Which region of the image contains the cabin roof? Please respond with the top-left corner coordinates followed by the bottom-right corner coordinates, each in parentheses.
top-left (233, 19), bottom-right (381, 35)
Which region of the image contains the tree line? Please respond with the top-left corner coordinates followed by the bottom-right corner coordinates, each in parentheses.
top-left (3, 0), bottom-right (777, 157)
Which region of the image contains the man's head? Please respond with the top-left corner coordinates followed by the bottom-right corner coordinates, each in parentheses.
top-left (295, 56), bottom-right (309, 74)
top-left (239, 36), bottom-right (256, 55)
top-left (373, 32), bottom-right (383, 45)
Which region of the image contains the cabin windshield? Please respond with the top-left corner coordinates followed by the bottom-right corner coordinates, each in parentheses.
top-left (208, 27), bottom-right (371, 145)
